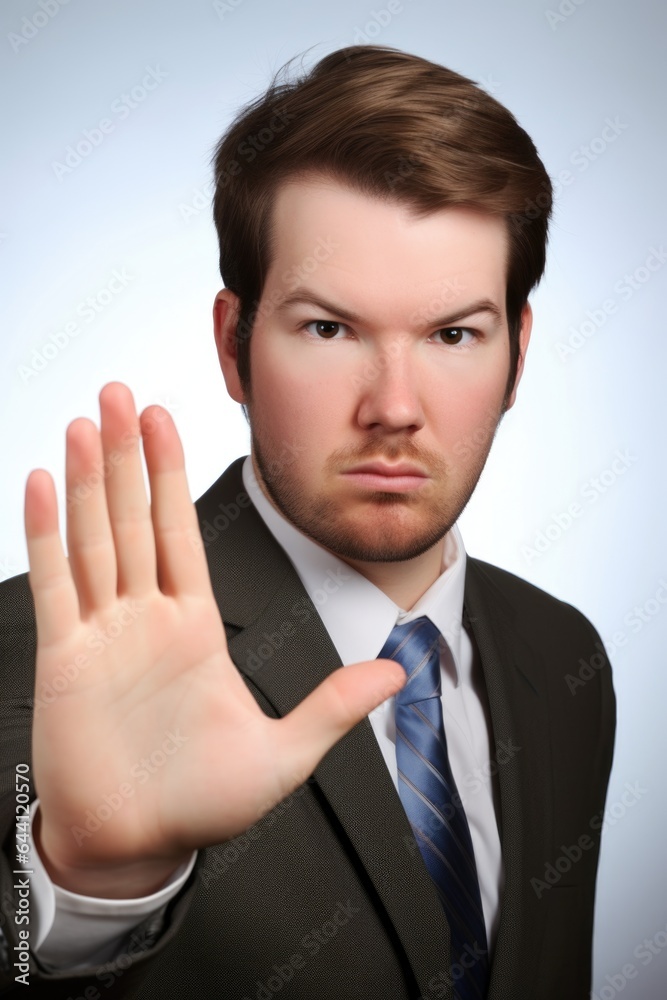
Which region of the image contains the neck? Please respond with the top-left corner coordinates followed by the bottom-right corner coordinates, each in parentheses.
top-left (340, 542), bottom-right (445, 610)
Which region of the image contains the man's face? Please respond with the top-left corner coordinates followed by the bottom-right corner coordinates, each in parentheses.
top-left (216, 175), bottom-right (531, 564)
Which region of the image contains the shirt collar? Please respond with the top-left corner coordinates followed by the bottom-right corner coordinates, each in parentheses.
top-left (241, 456), bottom-right (467, 686)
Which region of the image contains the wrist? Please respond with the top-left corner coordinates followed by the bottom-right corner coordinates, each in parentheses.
top-left (34, 807), bottom-right (191, 899)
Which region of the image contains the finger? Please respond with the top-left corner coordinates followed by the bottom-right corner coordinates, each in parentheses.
top-left (65, 418), bottom-right (118, 615)
top-left (140, 404), bottom-right (212, 598)
top-left (25, 469), bottom-right (80, 645)
top-left (98, 383), bottom-right (158, 596)
top-left (274, 659), bottom-right (406, 785)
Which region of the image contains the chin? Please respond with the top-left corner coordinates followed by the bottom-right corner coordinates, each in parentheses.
top-left (310, 512), bottom-right (454, 564)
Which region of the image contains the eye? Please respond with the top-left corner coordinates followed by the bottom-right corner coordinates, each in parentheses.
top-left (431, 327), bottom-right (476, 346)
top-left (302, 320), bottom-right (348, 340)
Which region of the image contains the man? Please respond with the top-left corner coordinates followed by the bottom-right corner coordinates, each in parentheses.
top-left (0, 45), bottom-right (615, 998)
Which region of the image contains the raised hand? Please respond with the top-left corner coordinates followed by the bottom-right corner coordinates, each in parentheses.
top-left (25, 382), bottom-right (405, 898)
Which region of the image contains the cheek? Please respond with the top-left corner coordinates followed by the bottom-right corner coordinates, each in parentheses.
top-left (426, 363), bottom-right (508, 444)
top-left (250, 347), bottom-right (338, 450)
top-left (253, 334), bottom-right (351, 417)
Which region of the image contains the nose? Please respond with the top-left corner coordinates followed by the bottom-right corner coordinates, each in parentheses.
top-left (355, 344), bottom-right (425, 433)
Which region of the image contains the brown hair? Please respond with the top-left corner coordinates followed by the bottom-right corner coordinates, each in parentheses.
top-left (212, 45), bottom-right (552, 401)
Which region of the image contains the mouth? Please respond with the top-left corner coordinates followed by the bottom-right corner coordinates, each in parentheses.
top-left (341, 461), bottom-right (430, 493)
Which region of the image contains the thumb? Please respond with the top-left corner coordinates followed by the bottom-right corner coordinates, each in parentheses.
top-left (274, 658), bottom-right (406, 786)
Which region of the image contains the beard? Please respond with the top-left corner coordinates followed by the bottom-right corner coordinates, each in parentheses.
top-left (250, 421), bottom-right (503, 564)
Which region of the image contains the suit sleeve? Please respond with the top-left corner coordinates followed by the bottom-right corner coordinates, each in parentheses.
top-left (0, 573), bottom-right (205, 997)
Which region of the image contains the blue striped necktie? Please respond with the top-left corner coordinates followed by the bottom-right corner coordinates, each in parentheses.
top-left (378, 616), bottom-right (490, 999)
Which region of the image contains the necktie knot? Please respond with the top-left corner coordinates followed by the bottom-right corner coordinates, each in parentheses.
top-left (378, 615), bottom-right (442, 706)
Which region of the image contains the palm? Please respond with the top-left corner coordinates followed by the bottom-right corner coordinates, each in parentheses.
top-left (26, 383), bottom-right (403, 884)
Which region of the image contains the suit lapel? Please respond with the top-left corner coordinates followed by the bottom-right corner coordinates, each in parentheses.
top-left (464, 559), bottom-right (554, 996)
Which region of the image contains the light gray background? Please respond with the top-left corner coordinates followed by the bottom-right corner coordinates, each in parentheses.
top-left (1, 0), bottom-right (665, 995)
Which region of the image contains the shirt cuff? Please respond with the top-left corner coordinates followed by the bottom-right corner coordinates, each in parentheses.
top-left (26, 799), bottom-right (197, 969)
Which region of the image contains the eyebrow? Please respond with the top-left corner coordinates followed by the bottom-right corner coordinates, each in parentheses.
top-left (275, 287), bottom-right (503, 327)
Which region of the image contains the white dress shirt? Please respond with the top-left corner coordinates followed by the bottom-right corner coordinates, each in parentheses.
top-left (26, 456), bottom-right (503, 968)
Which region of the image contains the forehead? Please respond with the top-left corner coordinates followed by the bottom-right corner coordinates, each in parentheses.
top-left (265, 174), bottom-right (509, 320)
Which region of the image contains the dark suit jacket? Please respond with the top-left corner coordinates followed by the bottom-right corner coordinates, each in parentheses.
top-left (0, 457), bottom-right (616, 999)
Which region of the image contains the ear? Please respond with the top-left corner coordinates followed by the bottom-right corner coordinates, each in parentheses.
top-left (213, 288), bottom-right (246, 404)
top-left (504, 302), bottom-right (533, 411)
